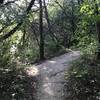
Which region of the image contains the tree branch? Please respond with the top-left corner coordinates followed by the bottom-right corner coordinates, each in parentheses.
top-left (0, 0), bottom-right (18, 7)
top-left (0, 0), bottom-right (35, 41)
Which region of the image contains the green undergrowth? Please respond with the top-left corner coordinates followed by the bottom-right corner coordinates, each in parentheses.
top-left (0, 66), bottom-right (38, 100)
top-left (65, 55), bottom-right (100, 100)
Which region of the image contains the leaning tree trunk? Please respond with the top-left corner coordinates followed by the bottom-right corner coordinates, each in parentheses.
top-left (39, 0), bottom-right (45, 60)
top-left (0, 0), bottom-right (35, 41)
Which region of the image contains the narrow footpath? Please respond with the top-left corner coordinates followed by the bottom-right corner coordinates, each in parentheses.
top-left (27, 51), bottom-right (80, 100)
top-left (26, 51), bottom-right (80, 100)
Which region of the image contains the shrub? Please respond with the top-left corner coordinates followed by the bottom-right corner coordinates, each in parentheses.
top-left (0, 67), bottom-right (37, 100)
top-left (65, 57), bottom-right (100, 100)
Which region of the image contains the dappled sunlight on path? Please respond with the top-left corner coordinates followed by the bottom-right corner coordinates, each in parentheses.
top-left (25, 67), bottom-right (39, 77)
top-left (32, 51), bottom-right (80, 100)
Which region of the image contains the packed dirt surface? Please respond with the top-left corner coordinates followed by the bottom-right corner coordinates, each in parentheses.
top-left (27, 51), bottom-right (80, 100)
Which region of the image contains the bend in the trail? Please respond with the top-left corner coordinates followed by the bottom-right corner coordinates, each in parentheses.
top-left (27, 51), bottom-right (80, 100)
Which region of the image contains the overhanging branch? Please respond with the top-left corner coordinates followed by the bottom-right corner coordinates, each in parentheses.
top-left (0, 0), bottom-right (35, 41)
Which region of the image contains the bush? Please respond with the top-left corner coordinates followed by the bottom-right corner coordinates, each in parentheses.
top-left (0, 67), bottom-right (37, 100)
top-left (65, 57), bottom-right (100, 100)
top-left (45, 41), bottom-right (67, 58)
top-left (0, 41), bottom-right (12, 68)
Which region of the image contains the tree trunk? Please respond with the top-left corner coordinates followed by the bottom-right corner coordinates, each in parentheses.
top-left (70, 0), bottom-right (76, 47)
top-left (43, 0), bottom-right (58, 43)
top-left (39, 0), bottom-right (45, 60)
top-left (94, 0), bottom-right (100, 60)
top-left (96, 22), bottom-right (100, 59)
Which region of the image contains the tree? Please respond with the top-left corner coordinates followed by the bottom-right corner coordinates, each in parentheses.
top-left (0, 0), bottom-right (36, 41)
top-left (43, 0), bottom-right (58, 43)
top-left (39, 0), bottom-right (45, 60)
top-left (94, 0), bottom-right (100, 60)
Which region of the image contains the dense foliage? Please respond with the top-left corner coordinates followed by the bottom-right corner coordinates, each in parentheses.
top-left (0, 0), bottom-right (100, 99)
top-left (65, 56), bottom-right (100, 100)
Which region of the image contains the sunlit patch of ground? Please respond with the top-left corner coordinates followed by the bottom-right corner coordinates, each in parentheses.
top-left (25, 66), bottom-right (39, 76)
top-left (48, 60), bottom-right (56, 64)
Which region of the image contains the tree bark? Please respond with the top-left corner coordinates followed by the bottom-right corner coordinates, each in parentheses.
top-left (96, 21), bottom-right (100, 59)
top-left (94, 0), bottom-right (100, 60)
top-left (39, 0), bottom-right (45, 60)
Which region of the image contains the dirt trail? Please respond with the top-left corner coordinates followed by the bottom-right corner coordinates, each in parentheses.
top-left (28, 51), bottom-right (80, 100)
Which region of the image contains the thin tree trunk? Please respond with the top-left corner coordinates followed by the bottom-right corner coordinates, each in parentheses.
top-left (69, 0), bottom-right (75, 47)
top-left (96, 22), bottom-right (100, 59)
top-left (43, 0), bottom-right (58, 43)
top-left (39, 0), bottom-right (45, 60)
top-left (94, 0), bottom-right (100, 60)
